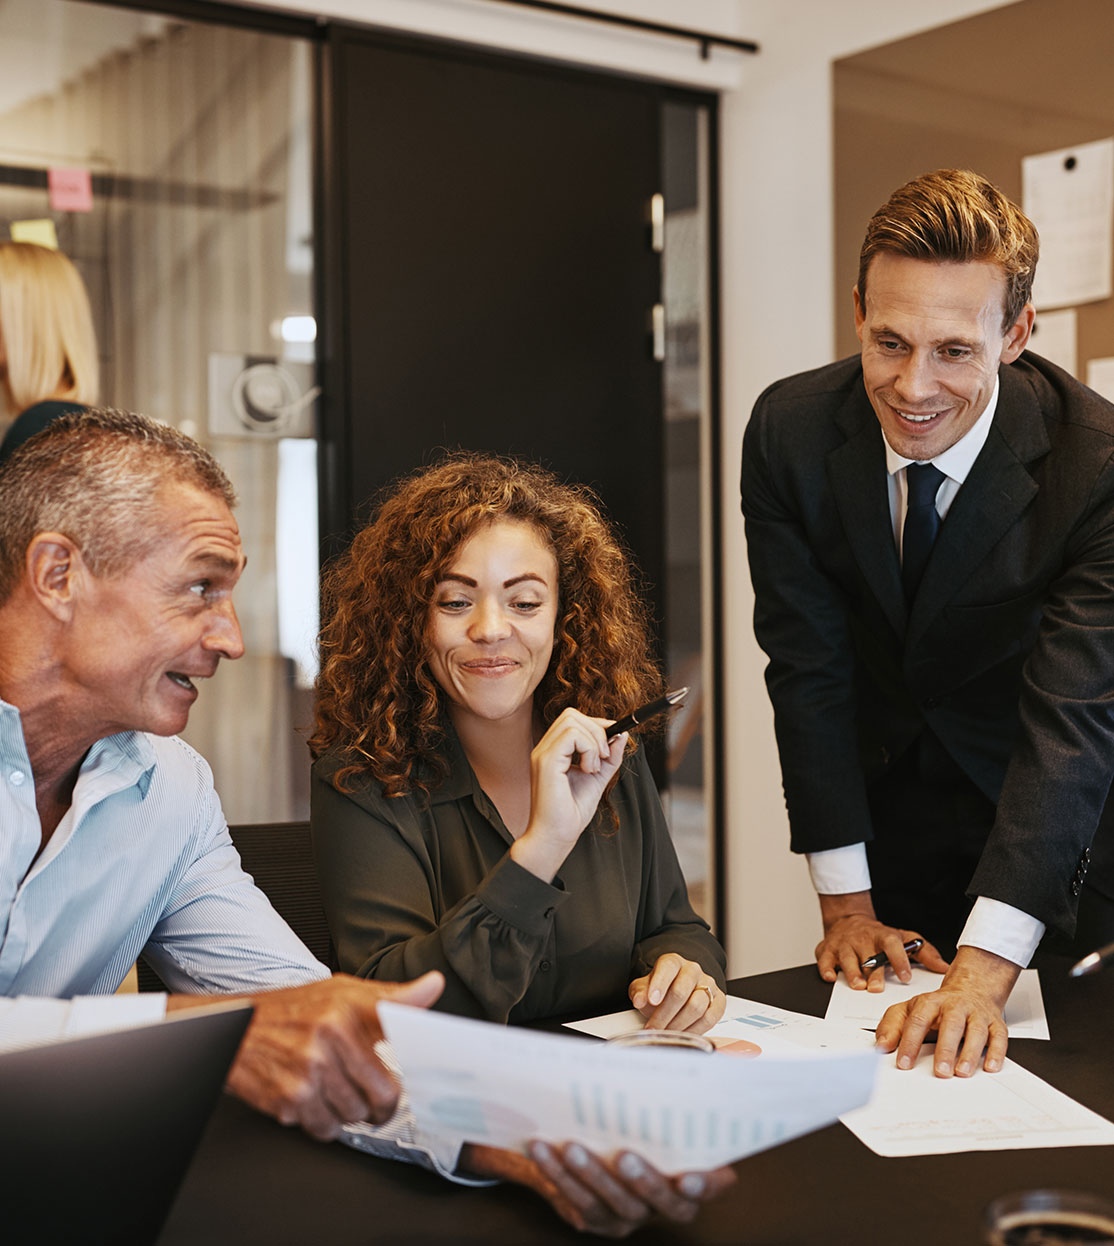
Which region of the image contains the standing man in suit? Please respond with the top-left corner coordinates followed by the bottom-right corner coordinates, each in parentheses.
top-left (741, 169), bottom-right (1114, 1080)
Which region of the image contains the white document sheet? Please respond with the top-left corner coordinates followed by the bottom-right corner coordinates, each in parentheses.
top-left (565, 995), bottom-right (869, 1056)
top-left (824, 966), bottom-right (1050, 1040)
top-left (1023, 137), bottom-right (1114, 309)
top-left (379, 1000), bottom-right (877, 1174)
top-left (842, 1047), bottom-right (1114, 1156)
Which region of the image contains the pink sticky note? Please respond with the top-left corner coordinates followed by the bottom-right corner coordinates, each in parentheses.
top-left (48, 166), bottom-right (94, 213)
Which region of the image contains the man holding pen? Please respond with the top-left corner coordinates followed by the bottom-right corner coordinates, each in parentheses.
top-left (741, 169), bottom-right (1114, 1079)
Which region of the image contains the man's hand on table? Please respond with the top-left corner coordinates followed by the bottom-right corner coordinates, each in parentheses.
top-left (461, 1140), bottom-right (736, 1238)
top-left (874, 945), bottom-right (1019, 1077)
top-left (169, 971), bottom-right (444, 1141)
top-left (815, 890), bottom-right (948, 990)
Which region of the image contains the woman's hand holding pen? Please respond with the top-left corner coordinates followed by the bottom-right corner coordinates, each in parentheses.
top-left (510, 708), bottom-right (627, 884)
top-left (629, 953), bottom-right (725, 1034)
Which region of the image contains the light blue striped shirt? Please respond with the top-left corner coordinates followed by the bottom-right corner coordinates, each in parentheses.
top-left (0, 699), bottom-right (469, 1179)
top-left (0, 699), bottom-right (327, 998)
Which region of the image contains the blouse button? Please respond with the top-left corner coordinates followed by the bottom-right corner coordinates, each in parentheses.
top-left (9, 770), bottom-right (25, 786)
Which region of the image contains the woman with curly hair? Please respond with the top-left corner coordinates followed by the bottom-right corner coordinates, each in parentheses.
top-left (310, 452), bottom-right (726, 1028)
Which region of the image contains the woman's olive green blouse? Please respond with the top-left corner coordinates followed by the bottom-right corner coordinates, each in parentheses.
top-left (311, 731), bottom-right (726, 1024)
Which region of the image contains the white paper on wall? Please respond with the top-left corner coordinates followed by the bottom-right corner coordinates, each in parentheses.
top-left (1028, 308), bottom-right (1077, 375)
top-left (1086, 356), bottom-right (1114, 402)
top-left (1023, 138), bottom-right (1114, 309)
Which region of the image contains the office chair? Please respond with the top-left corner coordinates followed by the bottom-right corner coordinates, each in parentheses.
top-left (136, 821), bottom-right (335, 992)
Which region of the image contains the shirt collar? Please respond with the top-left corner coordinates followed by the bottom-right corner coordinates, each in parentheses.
top-left (0, 697), bottom-right (156, 797)
top-left (428, 723), bottom-right (478, 805)
top-left (882, 375), bottom-right (999, 484)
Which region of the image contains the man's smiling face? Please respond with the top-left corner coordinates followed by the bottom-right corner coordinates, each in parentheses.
top-left (64, 480), bottom-right (246, 739)
top-left (854, 253), bottom-right (1033, 461)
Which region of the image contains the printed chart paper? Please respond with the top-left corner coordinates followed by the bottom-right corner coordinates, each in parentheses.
top-left (824, 966), bottom-right (1049, 1040)
top-left (842, 1049), bottom-right (1114, 1157)
top-left (566, 995), bottom-right (871, 1057)
top-left (380, 1001), bottom-right (877, 1174)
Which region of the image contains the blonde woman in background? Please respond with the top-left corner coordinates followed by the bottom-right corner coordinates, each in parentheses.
top-left (0, 241), bottom-right (98, 463)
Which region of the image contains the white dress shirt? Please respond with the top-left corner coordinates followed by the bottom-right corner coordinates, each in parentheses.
top-left (805, 380), bottom-right (1046, 967)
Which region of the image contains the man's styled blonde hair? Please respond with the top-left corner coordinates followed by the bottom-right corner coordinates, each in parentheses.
top-left (857, 170), bottom-right (1039, 332)
top-left (0, 242), bottom-right (99, 412)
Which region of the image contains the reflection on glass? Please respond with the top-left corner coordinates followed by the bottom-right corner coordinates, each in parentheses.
top-left (0, 0), bottom-right (318, 822)
top-left (661, 101), bottom-right (714, 924)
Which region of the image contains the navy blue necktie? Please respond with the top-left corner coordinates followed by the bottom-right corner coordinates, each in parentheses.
top-left (902, 462), bottom-right (946, 600)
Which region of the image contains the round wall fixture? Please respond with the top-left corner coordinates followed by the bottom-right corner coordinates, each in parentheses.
top-left (230, 362), bottom-right (320, 433)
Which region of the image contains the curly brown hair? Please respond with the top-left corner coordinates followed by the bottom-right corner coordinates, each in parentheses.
top-left (310, 452), bottom-right (664, 797)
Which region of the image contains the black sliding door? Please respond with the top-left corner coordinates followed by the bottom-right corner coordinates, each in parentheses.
top-left (320, 30), bottom-right (665, 636)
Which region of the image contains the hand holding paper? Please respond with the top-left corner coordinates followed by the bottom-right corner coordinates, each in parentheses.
top-left (462, 1140), bottom-right (736, 1236)
top-left (379, 1000), bottom-right (877, 1175)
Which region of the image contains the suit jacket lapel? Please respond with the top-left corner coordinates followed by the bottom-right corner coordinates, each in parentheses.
top-left (828, 385), bottom-right (907, 638)
top-left (907, 362), bottom-right (1049, 648)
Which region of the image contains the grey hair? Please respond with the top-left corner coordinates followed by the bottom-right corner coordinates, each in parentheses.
top-left (0, 408), bottom-right (236, 604)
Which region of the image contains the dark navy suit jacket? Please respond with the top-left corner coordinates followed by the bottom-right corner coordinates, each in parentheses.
top-left (741, 352), bottom-right (1114, 938)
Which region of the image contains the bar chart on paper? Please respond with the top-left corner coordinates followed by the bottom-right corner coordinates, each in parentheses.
top-left (380, 1001), bottom-right (878, 1173)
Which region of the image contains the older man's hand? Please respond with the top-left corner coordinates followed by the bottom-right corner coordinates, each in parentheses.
top-left (213, 971), bottom-right (443, 1140)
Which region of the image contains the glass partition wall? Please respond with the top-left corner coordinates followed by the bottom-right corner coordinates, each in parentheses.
top-left (0, 0), bottom-right (319, 823)
top-left (661, 99), bottom-right (717, 926)
top-left (0, 4), bottom-right (722, 934)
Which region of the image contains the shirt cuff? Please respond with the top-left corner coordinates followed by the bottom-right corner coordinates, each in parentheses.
top-left (473, 852), bottom-right (569, 938)
top-left (0, 993), bottom-right (168, 1054)
top-left (956, 897), bottom-right (1045, 967)
top-left (338, 1041), bottom-right (498, 1187)
top-left (806, 844), bottom-right (872, 895)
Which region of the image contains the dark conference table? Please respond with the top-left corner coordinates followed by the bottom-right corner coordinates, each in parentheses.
top-left (160, 954), bottom-right (1114, 1245)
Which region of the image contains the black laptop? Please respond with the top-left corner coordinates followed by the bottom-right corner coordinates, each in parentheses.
top-left (0, 1000), bottom-right (253, 1246)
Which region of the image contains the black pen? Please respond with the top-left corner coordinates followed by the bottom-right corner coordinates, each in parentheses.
top-left (606, 687), bottom-right (689, 740)
top-left (859, 938), bottom-right (923, 973)
top-left (1070, 938), bottom-right (1114, 978)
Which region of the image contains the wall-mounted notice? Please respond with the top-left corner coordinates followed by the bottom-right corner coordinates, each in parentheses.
top-left (1086, 356), bottom-right (1114, 404)
top-left (48, 166), bottom-right (93, 213)
top-left (9, 219), bottom-right (58, 249)
top-left (1028, 308), bottom-right (1078, 376)
top-left (1023, 137), bottom-right (1114, 310)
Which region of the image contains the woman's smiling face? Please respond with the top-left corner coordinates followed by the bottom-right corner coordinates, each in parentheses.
top-left (426, 518), bottom-right (558, 732)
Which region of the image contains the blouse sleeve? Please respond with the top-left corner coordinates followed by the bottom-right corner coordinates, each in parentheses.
top-left (624, 751), bottom-right (727, 989)
top-left (310, 762), bottom-right (571, 1023)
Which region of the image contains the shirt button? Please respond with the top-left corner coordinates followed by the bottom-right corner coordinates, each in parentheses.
top-left (540, 960), bottom-right (551, 972)
top-left (9, 770), bottom-right (25, 786)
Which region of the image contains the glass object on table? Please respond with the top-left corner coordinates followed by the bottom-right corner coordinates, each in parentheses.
top-left (984, 1189), bottom-right (1114, 1245)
